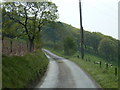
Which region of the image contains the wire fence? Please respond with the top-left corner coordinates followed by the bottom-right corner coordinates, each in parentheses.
top-left (2, 37), bottom-right (28, 56)
top-left (76, 55), bottom-right (118, 76)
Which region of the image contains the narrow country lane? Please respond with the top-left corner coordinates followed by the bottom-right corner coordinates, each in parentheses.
top-left (36, 49), bottom-right (101, 88)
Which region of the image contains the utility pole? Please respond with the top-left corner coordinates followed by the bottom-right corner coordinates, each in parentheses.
top-left (79, 0), bottom-right (84, 59)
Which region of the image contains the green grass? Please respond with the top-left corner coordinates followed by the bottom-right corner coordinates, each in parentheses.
top-left (2, 50), bottom-right (48, 88)
top-left (47, 48), bottom-right (118, 88)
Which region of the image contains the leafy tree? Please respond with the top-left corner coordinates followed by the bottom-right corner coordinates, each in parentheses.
top-left (42, 21), bottom-right (69, 50)
top-left (84, 31), bottom-right (92, 48)
top-left (98, 38), bottom-right (118, 61)
top-left (63, 36), bottom-right (76, 55)
top-left (3, 2), bottom-right (58, 52)
top-left (91, 32), bottom-right (103, 53)
top-left (84, 32), bottom-right (103, 53)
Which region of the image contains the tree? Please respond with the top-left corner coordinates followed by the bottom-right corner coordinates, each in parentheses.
top-left (63, 36), bottom-right (76, 56)
top-left (90, 32), bottom-right (103, 53)
top-left (84, 31), bottom-right (92, 48)
top-left (84, 32), bottom-right (103, 54)
top-left (98, 38), bottom-right (118, 61)
top-left (3, 2), bottom-right (58, 52)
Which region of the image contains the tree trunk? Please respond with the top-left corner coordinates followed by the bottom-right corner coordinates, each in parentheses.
top-left (29, 39), bottom-right (34, 52)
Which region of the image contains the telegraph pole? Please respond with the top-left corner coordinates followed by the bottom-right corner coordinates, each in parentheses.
top-left (79, 0), bottom-right (84, 59)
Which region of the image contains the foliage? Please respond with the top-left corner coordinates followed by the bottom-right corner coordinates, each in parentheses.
top-left (98, 38), bottom-right (118, 61)
top-left (84, 32), bottom-right (103, 53)
top-left (42, 22), bottom-right (61, 43)
top-left (42, 22), bottom-right (76, 50)
top-left (63, 36), bottom-right (76, 55)
top-left (2, 7), bottom-right (23, 39)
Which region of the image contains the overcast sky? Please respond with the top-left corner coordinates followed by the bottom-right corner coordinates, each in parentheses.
top-left (51, 0), bottom-right (119, 39)
top-left (0, 0), bottom-right (119, 39)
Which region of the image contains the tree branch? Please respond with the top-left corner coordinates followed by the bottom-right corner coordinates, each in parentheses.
top-left (7, 13), bottom-right (25, 26)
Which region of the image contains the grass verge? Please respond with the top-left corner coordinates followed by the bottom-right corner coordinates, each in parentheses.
top-left (2, 50), bottom-right (48, 88)
top-left (46, 48), bottom-right (118, 88)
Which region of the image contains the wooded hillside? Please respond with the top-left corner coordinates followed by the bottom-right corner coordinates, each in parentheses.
top-left (41, 21), bottom-right (119, 65)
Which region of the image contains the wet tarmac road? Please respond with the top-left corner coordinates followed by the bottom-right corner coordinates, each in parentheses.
top-left (36, 49), bottom-right (101, 88)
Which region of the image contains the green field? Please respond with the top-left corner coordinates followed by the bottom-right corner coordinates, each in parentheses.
top-left (2, 50), bottom-right (48, 88)
top-left (47, 48), bottom-right (118, 88)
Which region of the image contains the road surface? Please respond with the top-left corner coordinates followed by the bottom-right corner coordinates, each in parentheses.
top-left (36, 49), bottom-right (101, 88)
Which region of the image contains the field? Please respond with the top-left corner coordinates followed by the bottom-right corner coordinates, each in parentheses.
top-left (2, 50), bottom-right (48, 88)
top-left (47, 48), bottom-right (118, 88)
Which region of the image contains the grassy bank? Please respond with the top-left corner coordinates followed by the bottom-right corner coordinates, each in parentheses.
top-left (2, 50), bottom-right (48, 88)
top-left (47, 48), bottom-right (118, 88)
top-left (0, 62), bottom-right (1, 89)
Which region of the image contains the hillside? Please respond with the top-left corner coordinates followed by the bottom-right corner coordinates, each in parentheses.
top-left (42, 21), bottom-right (119, 65)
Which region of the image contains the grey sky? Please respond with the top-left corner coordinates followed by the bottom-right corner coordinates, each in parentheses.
top-left (51, 0), bottom-right (119, 39)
